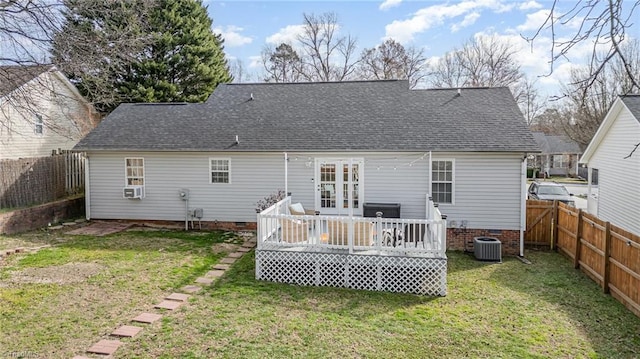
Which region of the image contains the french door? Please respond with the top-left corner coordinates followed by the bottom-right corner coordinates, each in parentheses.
top-left (315, 159), bottom-right (363, 215)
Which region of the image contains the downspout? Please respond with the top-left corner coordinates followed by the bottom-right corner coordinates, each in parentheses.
top-left (284, 152), bottom-right (288, 196)
top-left (520, 155), bottom-right (527, 257)
top-left (84, 154), bottom-right (91, 220)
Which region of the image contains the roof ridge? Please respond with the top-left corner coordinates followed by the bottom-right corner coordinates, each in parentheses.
top-left (224, 79), bottom-right (405, 86)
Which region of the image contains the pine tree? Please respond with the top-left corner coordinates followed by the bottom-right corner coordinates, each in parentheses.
top-left (121, 0), bottom-right (231, 103)
top-left (53, 0), bottom-right (231, 113)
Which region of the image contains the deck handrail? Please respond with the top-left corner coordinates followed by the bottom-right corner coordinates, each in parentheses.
top-left (258, 209), bottom-right (446, 257)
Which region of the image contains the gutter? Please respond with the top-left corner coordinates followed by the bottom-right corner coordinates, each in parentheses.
top-left (520, 156), bottom-right (527, 257)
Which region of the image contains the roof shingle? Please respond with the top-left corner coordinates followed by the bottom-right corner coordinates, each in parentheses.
top-left (74, 80), bottom-right (539, 153)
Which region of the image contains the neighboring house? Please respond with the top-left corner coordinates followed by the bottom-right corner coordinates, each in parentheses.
top-left (530, 132), bottom-right (582, 177)
top-left (74, 80), bottom-right (539, 255)
top-left (580, 95), bottom-right (640, 235)
top-left (0, 65), bottom-right (97, 159)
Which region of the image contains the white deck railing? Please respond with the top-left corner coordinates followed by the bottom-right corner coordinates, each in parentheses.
top-left (257, 196), bottom-right (447, 257)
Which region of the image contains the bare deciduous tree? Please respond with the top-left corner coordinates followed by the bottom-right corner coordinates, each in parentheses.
top-left (520, 77), bottom-right (546, 126)
top-left (554, 40), bottom-right (640, 147)
top-left (357, 39), bottom-right (427, 88)
top-left (261, 43), bottom-right (304, 83)
top-left (524, 0), bottom-right (640, 97)
top-left (261, 12), bottom-right (358, 83)
top-left (429, 35), bottom-right (524, 93)
top-left (429, 35), bottom-right (528, 113)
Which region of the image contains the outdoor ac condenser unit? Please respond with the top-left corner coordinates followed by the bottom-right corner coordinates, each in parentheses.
top-left (123, 186), bottom-right (144, 199)
top-left (473, 237), bottom-right (502, 262)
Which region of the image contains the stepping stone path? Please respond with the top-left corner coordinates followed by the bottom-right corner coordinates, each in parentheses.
top-left (77, 235), bottom-right (255, 357)
top-left (166, 293), bottom-right (190, 302)
top-left (111, 325), bottom-right (143, 338)
top-left (220, 257), bottom-right (237, 264)
top-left (132, 313), bottom-right (162, 324)
top-left (155, 300), bottom-right (183, 310)
top-left (195, 277), bottom-right (214, 285)
top-left (87, 339), bottom-right (123, 355)
top-left (181, 285), bottom-right (202, 293)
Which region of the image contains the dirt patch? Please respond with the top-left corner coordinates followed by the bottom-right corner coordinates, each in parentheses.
top-left (6, 262), bottom-right (104, 285)
top-left (66, 221), bottom-right (133, 236)
top-left (211, 243), bottom-right (240, 254)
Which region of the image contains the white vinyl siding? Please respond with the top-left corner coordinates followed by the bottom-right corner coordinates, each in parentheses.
top-left (209, 158), bottom-right (230, 184)
top-left (0, 71), bottom-right (94, 159)
top-left (87, 151), bottom-right (524, 230)
top-left (587, 107), bottom-right (640, 234)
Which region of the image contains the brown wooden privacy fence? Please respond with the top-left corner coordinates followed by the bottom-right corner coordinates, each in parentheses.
top-left (0, 151), bottom-right (85, 209)
top-left (526, 200), bottom-right (640, 318)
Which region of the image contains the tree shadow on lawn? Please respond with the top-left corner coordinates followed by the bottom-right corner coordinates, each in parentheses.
top-left (486, 250), bottom-right (640, 357)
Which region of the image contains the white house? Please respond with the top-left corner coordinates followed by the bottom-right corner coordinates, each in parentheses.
top-left (0, 65), bottom-right (97, 159)
top-left (74, 80), bottom-right (539, 256)
top-left (580, 95), bottom-right (640, 235)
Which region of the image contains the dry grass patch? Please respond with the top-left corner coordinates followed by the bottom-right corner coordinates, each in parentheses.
top-left (0, 228), bottom-right (242, 358)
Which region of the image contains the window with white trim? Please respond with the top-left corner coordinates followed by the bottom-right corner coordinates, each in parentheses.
top-left (210, 158), bottom-right (230, 183)
top-left (34, 114), bottom-right (43, 135)
top-left (125, 158), bottom-right (144, 186)
top-left (432, 160), bottom-right (453, 204)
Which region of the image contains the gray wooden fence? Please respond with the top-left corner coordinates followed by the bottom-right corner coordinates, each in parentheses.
top-left (0, 151), bottom-right (85, 209)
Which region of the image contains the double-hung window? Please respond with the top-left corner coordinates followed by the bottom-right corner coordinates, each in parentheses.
top-left (432, 160), bottom-right (454, 204)
top-left (34, 114), bottom-right (44, 135)
top-left (210, 158), bottom-right (230, 184)
top-left (125, 158), bottom-right (144, 186)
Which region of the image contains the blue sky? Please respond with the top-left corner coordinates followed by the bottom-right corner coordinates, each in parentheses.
top-left (205, 0), bottom-right (639, 97)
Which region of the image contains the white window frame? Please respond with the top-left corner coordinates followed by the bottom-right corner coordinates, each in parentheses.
top-left (34, 114), bottom-right (44, 135)
top-left (431, 159), bottom-right (455, 205)
top-left (209, 157), bottom-right (231, 184)
top-left (124, 157), bottom-right (145, 186)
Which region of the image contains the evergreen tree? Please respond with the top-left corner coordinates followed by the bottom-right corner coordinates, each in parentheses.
top-left (53, 0), bottom-right (231, 113)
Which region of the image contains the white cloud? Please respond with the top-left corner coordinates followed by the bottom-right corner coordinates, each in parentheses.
top-left (516, 9), bottom-right (550, 32)
top-left (379, 0), bottom-right (402, 11)
top-left (266, 24), bottom-right (306, 45)
top-left (383, 0), bottom-right (514, 43)
top-left (451, 12), bottom-right (481, 32)
top-left (248, 55), bottom-right (262, 69)
top-left (212, 25), bottom-right (252, 47)
top-left (519, 1), bottom-right (543, 10)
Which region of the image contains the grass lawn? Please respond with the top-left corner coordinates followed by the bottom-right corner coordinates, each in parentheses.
top-left (2, 229), bottom-right (639, 358)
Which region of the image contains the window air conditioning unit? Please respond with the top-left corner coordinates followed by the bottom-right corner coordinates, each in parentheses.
top-left (123, 186), bottom-right (144, 199)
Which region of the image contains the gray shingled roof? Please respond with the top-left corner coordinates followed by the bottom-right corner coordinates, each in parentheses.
top-left (532, 132), bottom-right (582, 154)
top-left (621, 95), bottom-right (640, 121)
top-left (74, 80), bottom-right (539, 152)
top-left (0, 65), bottom-right (50, 97)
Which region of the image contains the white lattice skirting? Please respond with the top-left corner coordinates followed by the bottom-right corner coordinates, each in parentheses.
top-left (255, 250), bottom-right (447, 296)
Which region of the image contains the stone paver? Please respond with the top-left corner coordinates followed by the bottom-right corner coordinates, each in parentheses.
top-left (228, 252), bottom-right (244, 258)
top-left (237, 247), bottom-right (252, 253)
top-left (205, 270), bottom-right (225, 278)
top-left (195, 277), bottom-right (214, 285)
top-left (72, 356), bottom-right (93, 359)
top-left (62, 222), bottom-right (77, 226)
top-left (166, 293), bottom-right (190, 302)
top-left (212, 264), bottom-right (230, 271)
top-left (132, 312), bottom-right (162, 324)
top-left (86, 339), bottom-right (123, 355)
top-left (242, 242), bottom-right (256, 248)
top-left (111, 325), bottom-right (143, 338)
top-left (49, 225), bottom-right (64, 230)
top-left (220, 257), bottom-right (237, 264)
top-left (155, 300), bottom-right (183, 310)
top-left (181, 285), bottom-right (202, 293)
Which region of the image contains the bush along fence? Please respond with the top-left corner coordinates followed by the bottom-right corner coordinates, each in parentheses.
top-left (0, 151), bottom-right (85, 209)
top-left (526, 200), bottom-right (640, 318)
